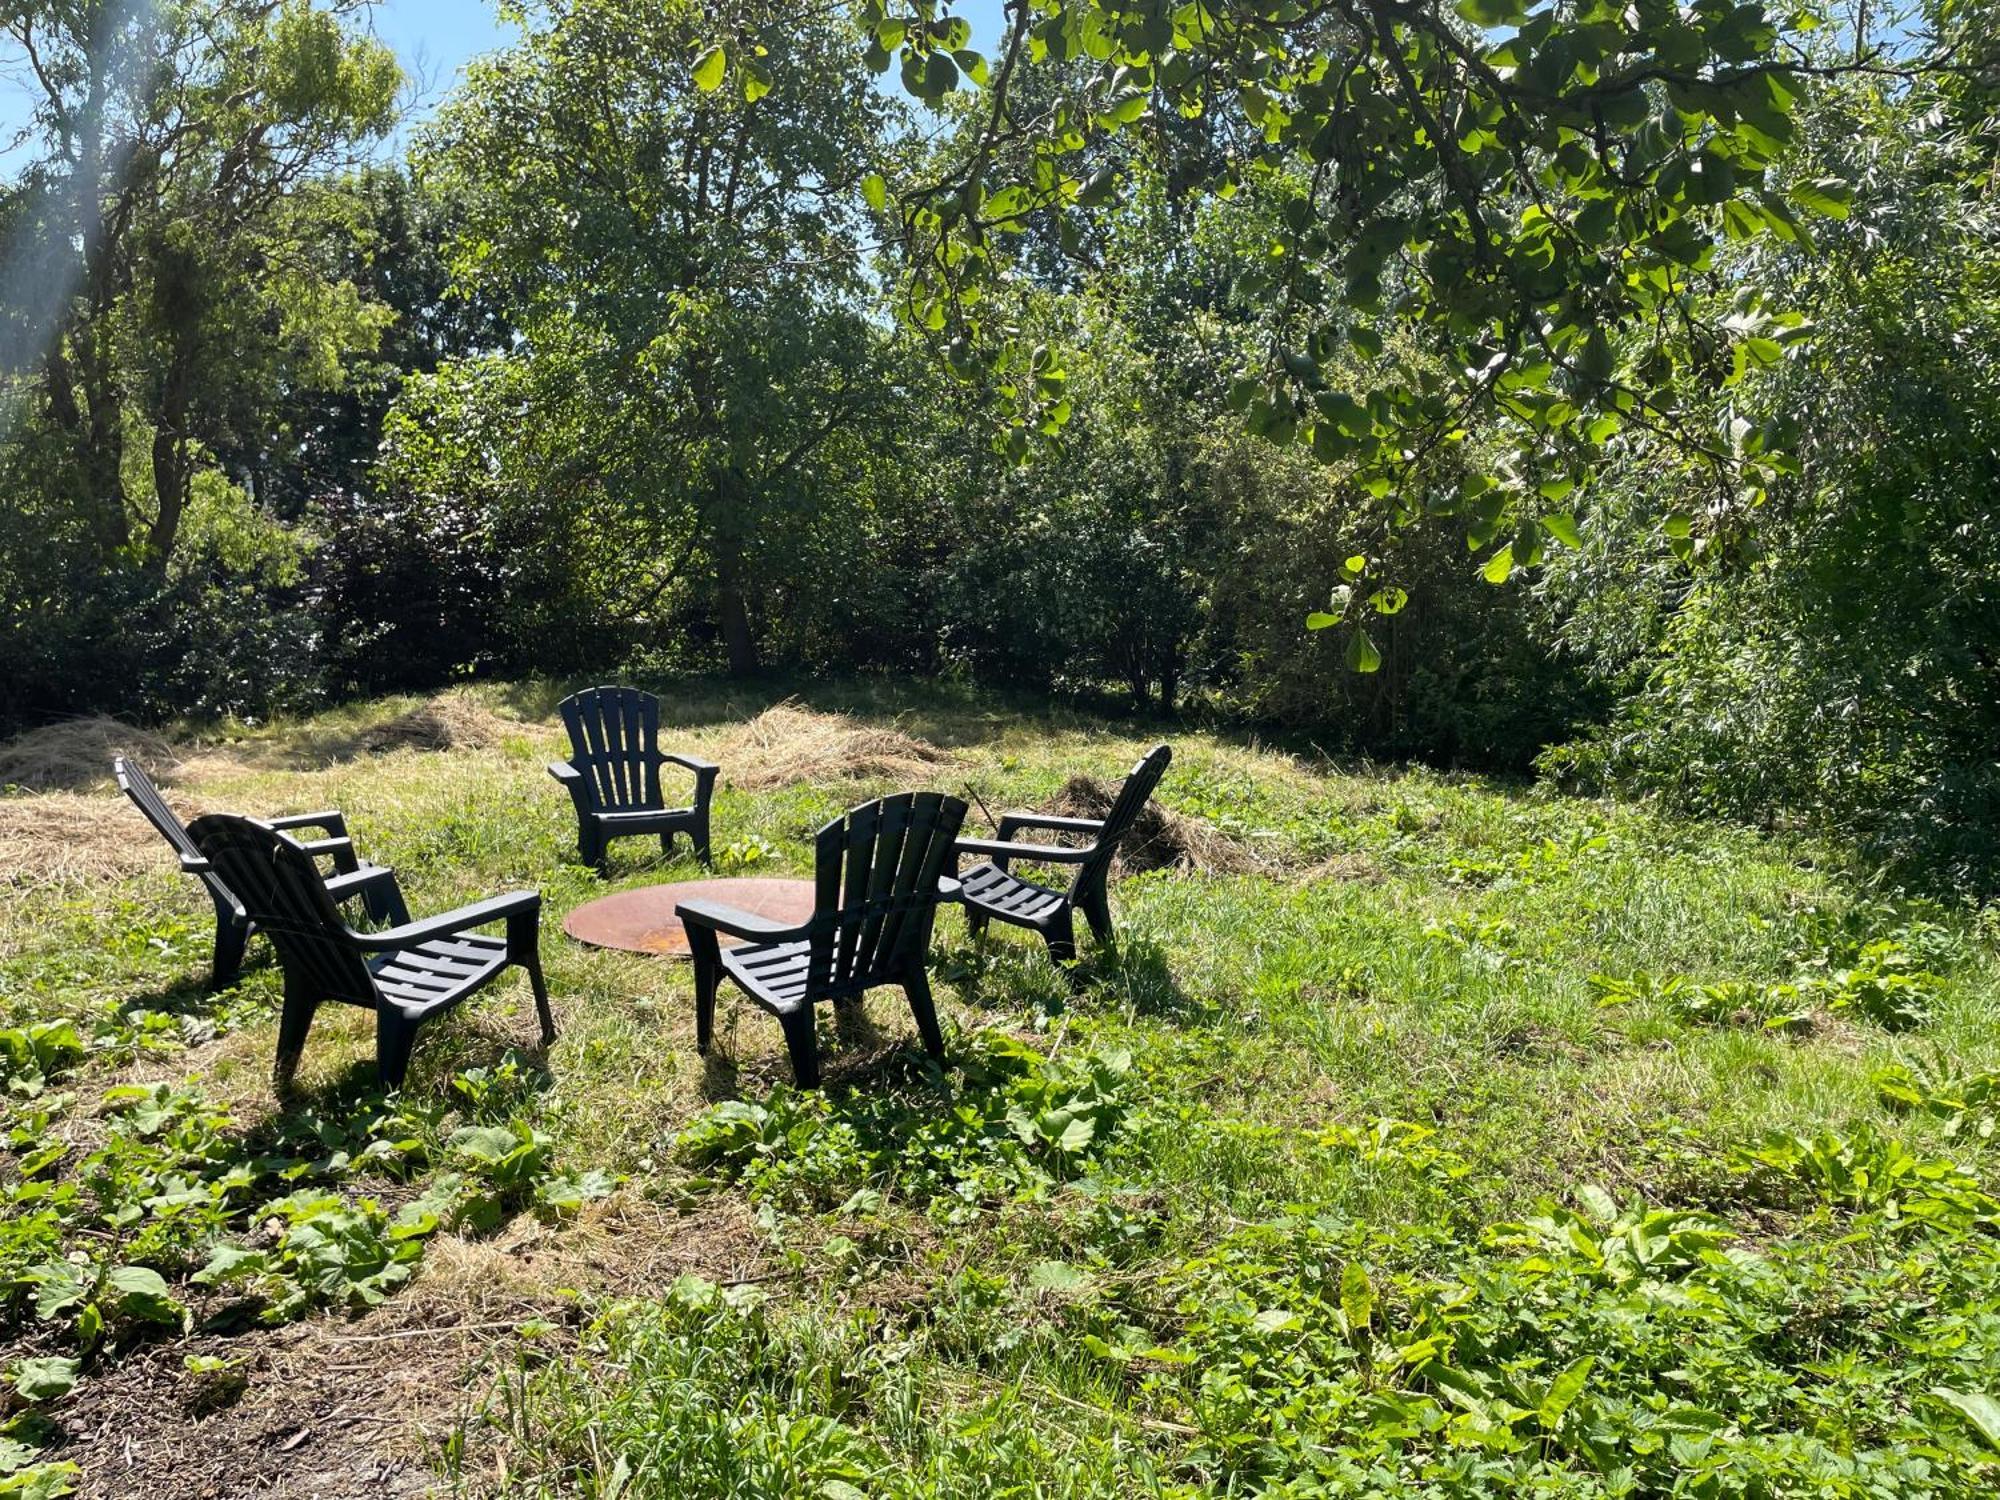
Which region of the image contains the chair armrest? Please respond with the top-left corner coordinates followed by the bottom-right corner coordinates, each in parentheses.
top-left (347, 890), bottom-right (542, 951)
top-left (297, 834), bottom-right (364, 875)
top-left (937, 875), bottom-right (962, 903)
top-left (178, 853), bottom-right (213, 876)
top-left (324, 863), bottom-right (400, 904)
top-left (955, 837), bottom-right (1097, 865)
top-left (547, 760), bottom-right (583, 784)
top-left (675, 898), bottom-right (811, 944)
top-left (662, 752), bottom-right (720, 775)
top-left (995, 811), bottom-right (1105, 839)
top-left (267, 809), bottom-right (348, 838)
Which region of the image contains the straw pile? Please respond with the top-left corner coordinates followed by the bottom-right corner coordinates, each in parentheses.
top-left (722, 701), bottom-right (953, 791)
top-left (0, 793), bottom-right (167, 885)
top-left (362, 689), bottom-right (510, 754)
top-left (1044, 773), bottom-right (1266, 875)
top-left (0, 716), bottom-right (178, 793)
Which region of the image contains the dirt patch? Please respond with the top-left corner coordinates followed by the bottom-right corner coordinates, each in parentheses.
top-left (362, 689), bottom-right (513, 755)
top-left (722, 700), bottom-right (954, 791)
top-left (0, 717), bottom-right (178, 793)
top-left (53, 1193), bottom-right (771, 1500)
top-left (60, 1310), bottom-right (478, 1499)
top-left (0, 793), bottom-right (172, 886)
top-left (1043, 774), bottom-right (1266, 875)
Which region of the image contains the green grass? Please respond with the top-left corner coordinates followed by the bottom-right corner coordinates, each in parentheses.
top-left (4, 681), bottom-right (2000, 1497)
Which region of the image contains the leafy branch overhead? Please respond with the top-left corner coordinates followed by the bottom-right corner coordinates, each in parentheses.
top-left (843, 0), bottom-right (1904, 657)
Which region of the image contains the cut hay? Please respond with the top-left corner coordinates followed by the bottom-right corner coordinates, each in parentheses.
top-left (722, 700), bottom-right (953, 791)
top-left (362, 689), bottom-right (510, 754)
top-left (0, 793), bottom-right (168, 885)
top-left (1044, 773), bottom-right (1268, 875)
top-left (0, 716), bottom-right (177, 793)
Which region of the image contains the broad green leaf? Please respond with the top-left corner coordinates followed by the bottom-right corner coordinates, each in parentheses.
top-left (691, 45), bottom-right (726, 92)
top-left (9, 1356), bottom-right (79, 1402)
top-left (861, 173), bottom-right (887, 212)
top-left (1931, 1388), bottom-right (2000, 1453)
top-left (1481, 545), bottom-right (1515, 584)
top-left (1540, 1355), bottom-right (1594, 1427)
top-left (1344, 629), bottom-right (1382, 673)
top-left (1543, 513), bottom-right (1582, 548)
top-left (1791, 176), bottom-right (1853, 219)
top-left (1339, 1262), bottom-right (1374, 1336)
top-left (1305, 611), bottom-right (1340, 630)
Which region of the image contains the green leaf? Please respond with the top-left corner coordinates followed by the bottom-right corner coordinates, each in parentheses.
top-left (1931, 1389), bottom-right (2000, 1453)
top-left (1540, 1355), bottom-right (1594, 1427)
top-left (1369, 586), bottom-right (1409, 616)
top-left (1791, 176), bottom-right (1852, 219)
top-left (742, 63), bottom-right (772, 103)
top-left (861, 173), bottom-right (887, 212)
top-left (1456, 0), bottom-right (1529, 23)
top-left (9, 1356), bottom-right (79, 1403)
top-left (1027, 1259), bottom-right (1093, 1293)
top-left (691, 45), bottom-right (726, 93)
top-left (1305, 611), bottom-right (1340, 630)
top-left (1339, 1262), bottom-right (1375, 1336)
top-left (1344, 629), bottom-right (1382, 674)
top-left (1481, 545), bottom-right (1515, 584)
top-left (1543, 513), bottom-right (1581, 548)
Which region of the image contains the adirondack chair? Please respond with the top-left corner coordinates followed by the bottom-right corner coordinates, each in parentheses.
top-left (677, 791), bottom-right (968, 1087)
top-left (187, 814), bottom-right (553, 1090)
top-left (114, 756), bottom-right (410, 989)
top-left (954, 744), bottom-right (1173, 971)
top-left (547, 686), bottom-right (720, 874)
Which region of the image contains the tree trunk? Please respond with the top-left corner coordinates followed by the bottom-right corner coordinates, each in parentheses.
top-left (713, 526), bottom-right (759, 677)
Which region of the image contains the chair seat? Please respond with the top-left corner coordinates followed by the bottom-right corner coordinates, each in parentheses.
top-left (720, 939), bottom-right (814, 1013)
top-left (369, 932), bottom-right (510, 1018)
top-left (959, 862), bottom-right (1069, 925)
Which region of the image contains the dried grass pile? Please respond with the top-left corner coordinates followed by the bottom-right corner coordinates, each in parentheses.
top-left (0, 716), bottom-right (177, 793)
top-left (723, 701), bottom-right (953, 791)
top-left (1045, 773), bottom-right (1267, 875)
top-left (0, 794), bottom-right (166, 885)
top-left (362, 689), bottom-right (510, 754)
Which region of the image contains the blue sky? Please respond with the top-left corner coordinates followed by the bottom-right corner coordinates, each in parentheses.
top-left (3, 0), bottom-right (1008, 176)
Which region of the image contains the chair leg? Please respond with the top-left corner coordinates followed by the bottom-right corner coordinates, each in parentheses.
top-left (688, 926), bottom-right (723, 1055)
top-left (579, 823), bottom-right (607, 877)
top-left (511, 910), bottom-right (556, 1047)
top-left (964, 907), bottom-right (990, 940)
top-left (904, 969), bottom-right (946, 1061)
top-left (1043, 909), bottom-right (1085, 991)
top-left (660, 831), bottom-right (676, 859)
top-left (692, 812), bottom-right (713, 870)
top-left (1079, 883), bottom-right (1115, 947)
top-left (778, 1007), bottom-right (820, 1088)
top-left (376, 1008), bottom-right (419, 1091)
top-left (272, 979), bottom-right (316, 1092)
top-left (211, 914), bottom-right (250, 991)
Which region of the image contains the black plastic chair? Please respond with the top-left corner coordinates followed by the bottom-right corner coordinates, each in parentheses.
top-left (114, 756), bottom-right (410, 988)
top-left (677, 791), bottom-right (967, 1087)
top-left (548, 686), bottom-right (720, 874)
top-left (954, 744), bottom-right (1173, 972)
top-left (187, 814), bottom-right (554, 1090)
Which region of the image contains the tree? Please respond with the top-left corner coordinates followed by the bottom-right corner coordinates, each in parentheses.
top-left (411, 0), bottom-right (897, 676)
top-left (857, 0), bottom-right (1914, 662)
top-left (0, 0), bottom-right (400, 572)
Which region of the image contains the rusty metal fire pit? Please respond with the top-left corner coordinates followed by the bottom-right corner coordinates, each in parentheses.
top-left (561, 877), bottom-right (817, 958)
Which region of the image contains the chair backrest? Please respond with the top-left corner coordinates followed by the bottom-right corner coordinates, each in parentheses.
top-left (116, 755), bottom-right (245, 916)
top-left (806, 791), bottom-right (967, 996)
top-left (1071, 744), bottom-right (1173, 894)
top-left (558, 686), bottom-right (664, 812)
top-left (114, 755), bottom-right (199, 862)
top-left (187, 814), bottom-right (378, 1007)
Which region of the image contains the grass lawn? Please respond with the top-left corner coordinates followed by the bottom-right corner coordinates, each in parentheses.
top-left (3, 681), bottom-right (1999, 1498)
